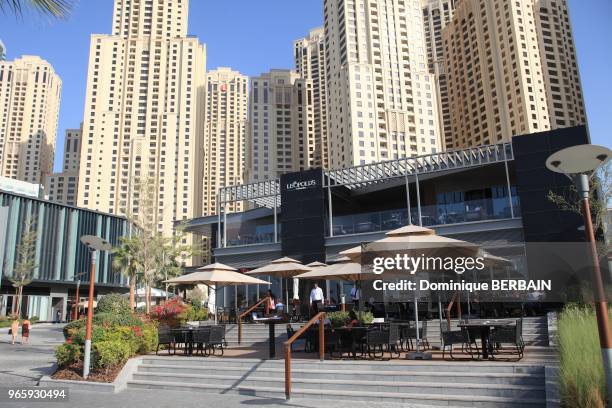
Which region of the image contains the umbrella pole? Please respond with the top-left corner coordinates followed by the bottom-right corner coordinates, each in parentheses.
top-left (407, 293), bottom-right (432, 360)
top-left (414, 297), bottom-right (420, 352)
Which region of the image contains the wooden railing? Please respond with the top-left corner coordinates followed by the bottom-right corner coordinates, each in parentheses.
top-left (284, 312), bottom-right (326, 400)
top-left (237, 296), bottom-right (270, 345)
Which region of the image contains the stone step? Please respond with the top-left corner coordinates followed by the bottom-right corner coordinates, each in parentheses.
top-left (131, 371), bottom-right (545, 399)
top-left (126, 379), bottom-right (546, 407)
top-left (137, 363), bottom-right (545, 385)
top-left (140, 356), bottom-right (545, 374)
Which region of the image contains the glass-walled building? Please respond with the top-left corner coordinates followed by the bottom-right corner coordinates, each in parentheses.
top-left (0, 191), bottom-right (129, 321)
top-left (183, 126), bottom-right (589, 310)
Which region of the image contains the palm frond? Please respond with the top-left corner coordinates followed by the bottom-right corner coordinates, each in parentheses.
top-left (0, 0), bottom-right (74, 18)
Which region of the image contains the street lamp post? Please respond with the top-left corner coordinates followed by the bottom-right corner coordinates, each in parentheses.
top-left (79, 235), bottom-right (112, 379)
top-left (546, 144), bottom-right (612, 403)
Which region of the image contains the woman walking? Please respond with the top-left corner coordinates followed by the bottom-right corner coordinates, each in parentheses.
top-left (10, 318), bottom-right (19, 345)
top-left (21, 318), bottom-right (31, 344)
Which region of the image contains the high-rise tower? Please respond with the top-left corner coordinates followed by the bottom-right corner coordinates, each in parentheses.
top-left (77, 0), bottom-right (206, 243)
top-left (0, 56), bottom-right (61, 185)
top-left (324, 0), bottom-right (442, 168)
top-left (294, 27), bottom-right (329, 169)
top-left (443, 0), bottom-right (586, 148)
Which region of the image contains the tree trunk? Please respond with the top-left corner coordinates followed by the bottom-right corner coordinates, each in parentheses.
top-left (129, 275), bottom-right (135, 311)
top-left (145, 283), bottom-right (151, 314)
top-left (15, 286), bottom-right (22, 318)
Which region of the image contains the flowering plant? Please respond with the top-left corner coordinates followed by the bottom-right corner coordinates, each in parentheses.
top-left (150, 298), bottom-right (187, 327)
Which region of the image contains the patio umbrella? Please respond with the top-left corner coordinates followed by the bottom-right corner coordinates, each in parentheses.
top-left (339, 225), bottom-right (480, 261)
top-left (164, 262), bottom-right (270, 324)
top-left (340, 224), bottom-right (483, 359)
top-left (246, 257), bottom-right (311, 311)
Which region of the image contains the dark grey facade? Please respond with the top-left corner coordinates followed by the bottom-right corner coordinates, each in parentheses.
top-left (0, 191), bottom-right (129, 321)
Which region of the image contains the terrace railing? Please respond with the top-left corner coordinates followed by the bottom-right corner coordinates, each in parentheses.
top-left (284, 312), bottom-right (326, 400)
top-left (237, 296), bottom-right (270, 345)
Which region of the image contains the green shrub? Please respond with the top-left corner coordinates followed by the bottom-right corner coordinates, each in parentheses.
top-left (358, 311), bottom-right (374, 325)
top-left (92, 340), bottom-right (131, 371)
top-left (139, 324), bottom-right (158, 354)
top-left (55, 343), bottom-right (81, 367)
top-left (96, 293), bottom-right (131, 316)
top-left (558, 305), bottom-right (608, 407)
top-left (30, 316), bottom-right (39, 323)
top-left (63, 319), bottom-right (86, 340)
top-left (178, 304), bottom-right (208, 324)
top-left (94, 312), bottom-right (143, 328)
top-left (327, 311), bottom-right (350, 327)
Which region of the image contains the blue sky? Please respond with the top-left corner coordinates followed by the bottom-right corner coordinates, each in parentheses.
top-left (0, 0), bottom-right (610, 172)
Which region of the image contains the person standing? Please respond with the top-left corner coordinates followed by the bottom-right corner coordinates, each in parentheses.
top-left (309, 283), bottom-right (324, 316)
top-left (265, 290), bottom-right (276, 316)
top-left (21, 319), bottom-right (30, 345)
top-left (10, 318), bottom-right (19, 345)
top-left (350, 285), bottom-right (361, 309)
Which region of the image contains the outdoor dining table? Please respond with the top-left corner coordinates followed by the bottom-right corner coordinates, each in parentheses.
top-left (332, 327), bottom-right (367, 359)
top-left (171, 327), bottom-right (196, 356)
top-left (458, 319), bottom-right (515, 359)
top-left (255, 316), bottom-right (285, 358)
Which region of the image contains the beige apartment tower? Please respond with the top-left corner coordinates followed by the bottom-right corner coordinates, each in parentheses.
top-left (422, 0), bottom-right (455, 149)
top-left (246, 70), bottom-right (314, 182)
top-left (46, 126), bottom-right (82, 205)
top-left (443, 0), bottom-right (586, 149)
top-left (204, 68), bottom-right (248, 216)
top-left (323, 0), bottom-right (442, 169)
top-left (294, 27), bottom-right (329, 169)
top-left (0, 56), bottom-right (61, 185)
top-left (77, 0), bottom-right (206, 242)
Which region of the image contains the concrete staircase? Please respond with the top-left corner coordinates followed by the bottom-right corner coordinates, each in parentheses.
top-left (127, 356), bottom-right (547, 407)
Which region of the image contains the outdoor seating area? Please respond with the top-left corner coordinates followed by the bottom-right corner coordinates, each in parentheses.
top-left (157, 324), bottom-right (226, 356)
top-left (283, 317), bottom-right (525, 362)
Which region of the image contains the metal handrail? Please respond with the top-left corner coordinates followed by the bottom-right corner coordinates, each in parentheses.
top-left (237, 296), bottom-right (270, 345)
top-left (284, 312), bottom-right (326, 400)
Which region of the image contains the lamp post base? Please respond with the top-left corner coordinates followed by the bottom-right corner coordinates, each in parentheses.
top-left (83, 339), bottom-right (92, 379)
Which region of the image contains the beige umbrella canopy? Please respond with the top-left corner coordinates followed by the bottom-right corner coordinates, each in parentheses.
top-left (164, 262), bottom-right (270, 324)
top-left (306, 261), bottom-right (328, 268)
top-left (296, 257), bottom-right (373, 282)
top-left (165, 262), bottom-right (270, 286)
top-left (246, 257), bottom-right (311, 278)
top-left (247, 257), bottom-right (312, 305)
top-left (340, 224), bottom-right (479, 261)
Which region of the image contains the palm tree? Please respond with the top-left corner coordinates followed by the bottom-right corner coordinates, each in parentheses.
top-left (0, 0), bottom-right (73, 18)
top-left (112, 236), bottom-right (140, 310)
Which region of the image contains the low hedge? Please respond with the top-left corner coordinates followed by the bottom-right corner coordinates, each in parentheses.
top-left (96, 293), bottom-right (131, 316)
top-left (55, 343), bottom-right (81, 368)
top-left (93, 340), bottom-right (131, 372)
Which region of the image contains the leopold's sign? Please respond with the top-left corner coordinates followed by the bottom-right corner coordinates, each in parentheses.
top-left (285, 179), bottom-right (317, 191)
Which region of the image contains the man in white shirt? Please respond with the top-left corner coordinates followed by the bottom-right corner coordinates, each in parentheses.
top-left (350, 284), bottom-right (361, 309)
top-left (309, 282), bottom-right (324, 316)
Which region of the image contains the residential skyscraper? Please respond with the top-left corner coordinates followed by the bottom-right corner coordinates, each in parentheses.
top-left (76, 0), bottom-right (207, 243)
top-left (323, 0), bottom-right (442, 169)
top-left (442, 0), bottom-right (586, 148)
top-left (0, 55), bottom-right (61, 185)
top-left (422, 0), bottom-right (455, 149)
top-left (246, 70), bottom-right (313, 182)
top-left (204, 68), bottom-right (248, 216)
top-left (46, 126), bottom-right (82, 205)
top-left (294, 27), bottom-right (329, 169)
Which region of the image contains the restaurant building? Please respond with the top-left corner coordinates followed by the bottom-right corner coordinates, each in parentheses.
top-left (183, 126), bottom-right (589, 310)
